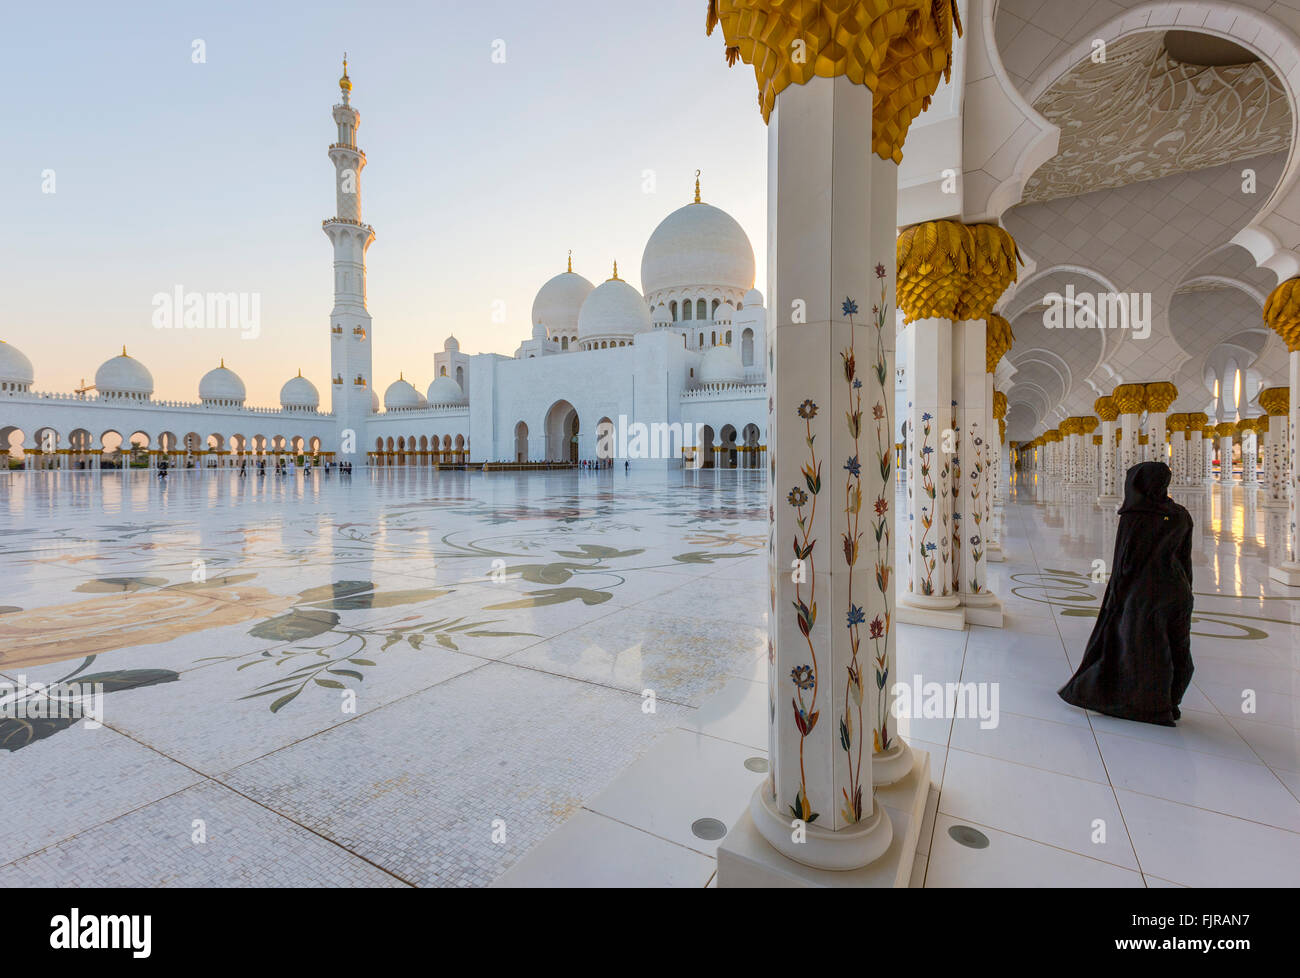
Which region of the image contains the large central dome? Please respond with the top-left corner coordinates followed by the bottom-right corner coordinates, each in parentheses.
top-left (640, 201), bottom-right (756, 296)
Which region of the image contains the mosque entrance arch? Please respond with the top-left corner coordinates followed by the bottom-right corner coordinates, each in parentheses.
top-left (514, 421), bottom-right (529, 463)
top-left (545, 400), bottom-right (579, 463)
top-left (719, 424), bottom-right (739, 469)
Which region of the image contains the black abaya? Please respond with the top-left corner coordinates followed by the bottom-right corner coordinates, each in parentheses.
top-left (1058, 461), bottom-right (1194, 726)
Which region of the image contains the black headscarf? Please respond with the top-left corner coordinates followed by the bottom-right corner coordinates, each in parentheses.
top-left (1117, 460), bottom-right (1176, 516)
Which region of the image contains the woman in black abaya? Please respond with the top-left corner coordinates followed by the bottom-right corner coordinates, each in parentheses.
top-left (1059, 461), bottom-right (1194, 726)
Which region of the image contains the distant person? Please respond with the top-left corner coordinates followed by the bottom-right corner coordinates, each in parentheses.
top-left (1059, 461), bottom-right (1194, 726)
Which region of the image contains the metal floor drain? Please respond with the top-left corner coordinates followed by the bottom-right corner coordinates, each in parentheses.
top-left (948, 824), bottom-right (990, 849)
top-left (691, 817), bottom-right (728, 841)
top-left (744, 756), bottom-right (768, 773)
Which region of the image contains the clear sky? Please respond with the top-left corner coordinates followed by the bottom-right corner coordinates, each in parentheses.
top-left (6, 0), bottom-right (768, 405)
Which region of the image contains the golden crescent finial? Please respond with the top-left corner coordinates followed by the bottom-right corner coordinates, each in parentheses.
top-left (611, 260), bottom-right (620, 281)
top-left (694, 169), bottom-right (702, 204)
top-left (567, 249), bottom-right (572, 273)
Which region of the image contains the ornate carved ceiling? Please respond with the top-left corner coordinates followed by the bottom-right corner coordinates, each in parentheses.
top-left (1021, 33), bottom-right (1289, 204)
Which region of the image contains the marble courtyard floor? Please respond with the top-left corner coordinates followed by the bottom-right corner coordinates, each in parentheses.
top-left (0, 468), bottom-right (1297, 887)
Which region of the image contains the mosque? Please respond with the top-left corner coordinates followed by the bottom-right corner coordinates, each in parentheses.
top-left (0, 61), bottom-right (767, 471)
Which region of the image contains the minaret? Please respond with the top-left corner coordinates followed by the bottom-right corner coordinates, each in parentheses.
top-left (324, 54), bottom-right (375, 460)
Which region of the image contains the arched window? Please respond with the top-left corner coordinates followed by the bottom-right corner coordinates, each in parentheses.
top-left (440, 366), bottom-right (447, 376)
top-left (711, 331), bottom-right (717, 345)
top-left (712, 298), bottom-right (720, 318)
top-left (699, 333), bottom-right (704, 348)
top-left (696, 298), bottom-right (706, 320)
top-left (741, 328), bottom-right (754, 366)
top-left (726, 330), bottom-right (732, 345)
top-left (670, 300), bottom-right (678, 321)
top-left (456, 366), bottom-right (464, 387)
top-left (683, 301), bottom-right (692, 321)
top-left (561, 336), bottom-right (569, 350)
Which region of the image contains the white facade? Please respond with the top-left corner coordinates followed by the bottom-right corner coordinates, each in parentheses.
top-left (0, 67), bottom-right (767, 471)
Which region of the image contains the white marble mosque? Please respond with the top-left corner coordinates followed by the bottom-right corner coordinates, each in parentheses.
top-left (3, 0), bottom-right (1300, 890)
top-left (0, 60), bottom-right (767, 473)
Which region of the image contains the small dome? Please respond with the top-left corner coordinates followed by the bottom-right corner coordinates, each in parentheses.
top-left (0, 340), bottom-right (35, 389)
top-left (578, 271), bottom-right (652, 342)
top-left (652, 305), bottom-right (673, 326)
top-left (280, 371), bottom-right (320, 409)
top-left (444, 335), bottom-right (460, 353)
top-left (370, 388), bottom-right (380, 412)
top-left (742, 288), bottom-right (763, 309)
top-left (699, 344), bottom-right (745, 386)
top-left (715, 301), bottom-right (736, 324)
top-left (426, 375), bottom-right (467, 406)
top-left (384, 375), bottom-right (422, 411)
top-left (198, 361), bottom-right (246, 404)
top-left (641, 201), bottom-right (756, 297)
top-left (532, 269), bottom-right (595, 333)
top-left (95, 348), bottom-right (154, 398)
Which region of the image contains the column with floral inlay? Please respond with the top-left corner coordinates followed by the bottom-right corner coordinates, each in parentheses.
top-left (1259, 389), bottom-right (1290, 509)
top-left (1264, 282), bottom-right (1300, 584)
top-left (705, 0), bottom-right (961, 872)
top-left (1113, 384), bottom-right (1145, 482)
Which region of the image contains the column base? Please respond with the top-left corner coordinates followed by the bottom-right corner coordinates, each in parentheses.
top-left (1098, 494), bottom-right (1119, 506)
top-left (872, 737), bottom-right (914, 786)
top-left (962, 592), bottom-right (1004, 628)
top-left (1268, 562), bottom-right (1300, 587)
top-left (986, 544), bottom-right (1005, 563)
top-left (717, 750), bottom-right (929, 887)
top-left (897, 596), bottom-right (966, 630)
top-left (1261, 496), bottom-right (1289, 509)
top-left (746, 777), bottom-right (893, 872)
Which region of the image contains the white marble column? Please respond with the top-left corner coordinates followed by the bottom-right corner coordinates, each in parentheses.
top-left (1096, 396), bottom-right (1119, 502)
top-left (954, 319), bottom-right (998, 625)
top-left (756, 74), bottom-right (894, 868)
top-left (1203, 428), bottom-right (1216, 484)
top-left (1216, 423), bottom-right (1237, 485)
top-left (1269, 352), bottom-right (1300, 584)
top-left (1240, 421), bottom-right (1259, 487)
top-left (1260, 391), bottom-right (1290, 509)
top-left (1167, 416), bottom-right (1189, 486)
top-left (901, 318), bottom-right (963, 630)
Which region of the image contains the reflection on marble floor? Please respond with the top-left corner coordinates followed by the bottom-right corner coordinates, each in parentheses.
top-left (1, 468), bottom-right (1297, 887)
top-left (0, 468), bottom-right (766, 886)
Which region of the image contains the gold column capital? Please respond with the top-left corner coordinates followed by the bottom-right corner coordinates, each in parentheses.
top-left (1092, 434), bottom-right (1103, 445)
top-left (706, 0), bottom-right (962, 161)
top-left (992, 389), bottom-right (1007, 420)
top-left (1259, 387), bottom-right (1290, 416)
top-left (1112, 383), bottom-right (1147, 414)
top-left (1215, 422), bottom-right (1237, 438)
top-left (1058, 418), bottom-right (1078, 436)
top-left (986, 314), bottom-right (1015, 373)
top-left (1264, 279), bottom-right (1300, 351)
top-left (1166, 413), bottom-right (1189, 432)
top-left (897, 221), bottom-right (1020, 323)
top-left (1043, 429), bottom-right (1061, 443)
top-left (1143, 381), bottom-right (1178, 413)
top-left (1080, 416), bottom-right (1098, 433)
top-left (1093, 396), bottom-right (1118, 421)
top-left (1185, 412), bottom-right (1209, 429)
